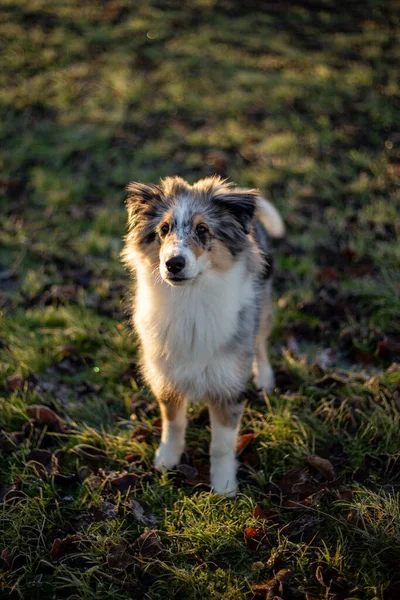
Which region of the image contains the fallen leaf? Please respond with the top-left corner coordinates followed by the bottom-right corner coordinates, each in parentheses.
top-left (236, 433), bottom-right (256, 455)
top-left (0, 548), bottom-right (12, 570)
top-left (132, 529), bottom-right (163, 559)
top-left (110, 472), bottom-right (141, 493)
top-left (277, 467), bottom-right (317, 500)
top-left (124, 453), bottom-right (142, 463)
top-left (280, 515), bottom-right (320, 541)
top-left (106, 542), bottom-right (136, 571)
top-left (244, 526), bottom-right (269, 551)
top-left (252, 568), bottom-right (293, 599)
top-left (127, 499), bottom-right (157, 527)
top-left (152, 416), bottom-right (162, 429)
top-left (26, 405), bottom-right (65, 432)
top-left (85, 475), bottom-right (104, 489)
top-left (93, 501), bottom-right (118, 521)
top-left (0, 482), bottom-right (25, 506)
top-left (27, 449), bottom-right (58, 472)
top-left (50, 534), bottom-right (89, 562)
top-left (174, 464), bottom-right (198, 480)
top-left (253, 504), bottom-right (283, 525)
top-left (305, 455), bottom-right (336, 481)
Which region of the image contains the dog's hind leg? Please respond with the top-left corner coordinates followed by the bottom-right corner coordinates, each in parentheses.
top-left (154, 393), bottom-right (187, 471)
top-left (208, 399), bottom-right (245, 497)
top-left (252, 280), bottom-right (275, 393)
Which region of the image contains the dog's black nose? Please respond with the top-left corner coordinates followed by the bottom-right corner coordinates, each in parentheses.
top-left (166, 256), bottom-right (186, 275)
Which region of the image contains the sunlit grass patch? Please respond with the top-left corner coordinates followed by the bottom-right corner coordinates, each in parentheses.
top-left (1, 0), bottom-right (399, 597)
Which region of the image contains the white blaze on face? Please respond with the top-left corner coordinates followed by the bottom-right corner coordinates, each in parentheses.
top-left (159, 199), bottom-right (208, 283)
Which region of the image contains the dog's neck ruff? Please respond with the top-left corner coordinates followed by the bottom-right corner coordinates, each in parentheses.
top-left (134, 258), bottom-right (255, 364)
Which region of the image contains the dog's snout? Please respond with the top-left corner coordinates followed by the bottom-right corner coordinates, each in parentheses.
top-left (166, 255), bottom-right (186, 275)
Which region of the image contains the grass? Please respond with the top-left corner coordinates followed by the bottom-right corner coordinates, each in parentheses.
top-left (1, 0), bottom-right (400, 598)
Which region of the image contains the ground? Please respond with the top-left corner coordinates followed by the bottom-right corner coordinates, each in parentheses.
top-left (0, 0), bottom-right (400, 598)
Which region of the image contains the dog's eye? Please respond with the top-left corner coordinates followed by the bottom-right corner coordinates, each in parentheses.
top-left (196, 224), bottom-right (208, 236)
top-left (160, 223), bottom-right (169, 235)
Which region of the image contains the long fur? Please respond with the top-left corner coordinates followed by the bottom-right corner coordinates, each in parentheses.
top-left (122, 175), bottom-right (283, 496)
top-left (256, 196), bottom-right (285, 238)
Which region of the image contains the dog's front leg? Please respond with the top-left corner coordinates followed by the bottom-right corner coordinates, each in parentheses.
top-left (208, 399), bottom-right (245, 497)
top-left (154, 394), bottom-right (187, 471)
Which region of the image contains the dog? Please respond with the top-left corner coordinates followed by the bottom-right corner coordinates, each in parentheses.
top-left (122, 176), bottom-right (284, 496)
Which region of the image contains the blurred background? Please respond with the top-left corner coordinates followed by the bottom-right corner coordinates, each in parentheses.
top-left (1, 0), bottom-right (399, 303)
top-left (1, 2), bottom-right (400, 599)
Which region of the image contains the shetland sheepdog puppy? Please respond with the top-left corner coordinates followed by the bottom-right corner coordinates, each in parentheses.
top-left (122, 176), bottom-right (284, 496)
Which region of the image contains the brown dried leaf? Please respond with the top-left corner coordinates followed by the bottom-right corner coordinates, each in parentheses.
top-left (27, 449), bottom-right (57, 471)
top-left (50, 534), bottom-right (89, 562)
top-left (110, 472), bottom-right (141, 494)
top-left (236, 433), bottom-right (256, 455)
top-left (277, 467), bottom-right (318, 502)
top-left (252, 568), bottom-right (293, 599)
top-left (124, 453), bottom-right (142, 463)
top-left (0, 548), bottom-right (12, 570)
top-left (315, 564), bottom-right (325, 586)
top-left (132, 529), bottom-right (163, 559)
top-left (244, 526), bottom-right (270, 551)
top-left (253, 504), bottom-right (283, 525)
top-left (106, 542), bottom-right (136, 571)
top-left (86, 475), bottom-right (104, 489)
top-left (305, 455), bottom-right (336, 481)
top-left (174, 464), bottom-right (198, 480)
top-left (152, 416), bottom-right (162, 430)
top-left (26, 405), bottom-right (65, 431)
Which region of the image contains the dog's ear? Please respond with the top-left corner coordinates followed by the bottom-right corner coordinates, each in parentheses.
top-left (213, 189), bottom-right (258, 234)
top-left (125, 182), bottom-right (163, 220)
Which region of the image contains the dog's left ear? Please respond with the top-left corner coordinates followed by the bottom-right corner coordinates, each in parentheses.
top-left (214, 189), bottom-right (258, 234)
top-left (125, 182), bottom-right (162, 220)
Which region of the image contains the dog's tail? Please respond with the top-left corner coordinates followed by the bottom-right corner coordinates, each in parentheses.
top-left (256, 196), bottom-right (285, 238)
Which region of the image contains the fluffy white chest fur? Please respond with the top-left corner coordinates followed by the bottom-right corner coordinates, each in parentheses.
top-left (134, 259), bottom-right (255, 400)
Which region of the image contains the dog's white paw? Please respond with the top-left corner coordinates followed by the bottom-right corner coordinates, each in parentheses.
top-left (154, 442), bottom-right (183, 472)
top-left (254, 361), bottom-right (275, 393)
top-left (210, 456), bottom-right (238, 497)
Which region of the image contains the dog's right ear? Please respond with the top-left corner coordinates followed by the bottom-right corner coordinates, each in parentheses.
top-left (125, 182), bottom-right (162, 221)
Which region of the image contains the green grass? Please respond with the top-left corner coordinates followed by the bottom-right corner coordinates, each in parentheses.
top-left (1, 0), bottom-right (400, 598)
